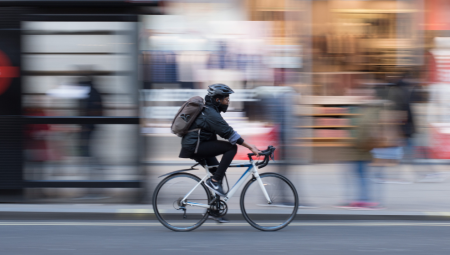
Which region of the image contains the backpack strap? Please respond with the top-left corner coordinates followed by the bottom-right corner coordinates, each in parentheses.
top-left (187, 128), bottom-right (201, 154)
top-left (186, 105), bottom-right (207, 154)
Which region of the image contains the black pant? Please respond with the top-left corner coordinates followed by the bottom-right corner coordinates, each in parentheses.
top-left (193, 140), bottom-right (237, 181)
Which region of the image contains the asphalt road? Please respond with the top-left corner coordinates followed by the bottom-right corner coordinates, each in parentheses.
top-left (2, 220), bottom-right (450, 255)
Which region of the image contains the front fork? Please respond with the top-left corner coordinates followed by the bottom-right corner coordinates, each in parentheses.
top-left (252, 165), bottom-right (272, 204)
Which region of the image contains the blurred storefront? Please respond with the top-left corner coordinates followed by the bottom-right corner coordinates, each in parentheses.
top-left (299, 0), bottom-right (427, 163)
top-left (139, 0), bottom-right (305, 163)
top-left (0, 0), bottom-right (156, 202)
top-left (0, 0), bottom-right (447, 201)
top-left (423, 0), bottom-right (450, 160)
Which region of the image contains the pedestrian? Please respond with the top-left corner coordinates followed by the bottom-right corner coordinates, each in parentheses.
top-left (75, 71), bottom-right (106, 200)
top-left (336, 98), bottom-right (386, 210)
top-left (373, 75), bottom-right (411, 184)
top-left (398, 71), bottom-right (445, 182)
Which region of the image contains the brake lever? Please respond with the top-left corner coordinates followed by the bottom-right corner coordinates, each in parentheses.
top-left (270, 153), bottom-right (275, 161)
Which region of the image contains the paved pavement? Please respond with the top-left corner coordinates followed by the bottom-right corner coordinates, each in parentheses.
top-left (14, 163), bottom-right (450, 220)
top-left (2, 220), bottom-right (450, 255)
top-left (1, 203), bottom-right (449, 221)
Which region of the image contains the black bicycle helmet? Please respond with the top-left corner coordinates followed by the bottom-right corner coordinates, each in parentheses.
top-left (207, 84), bottom-right (234, 97)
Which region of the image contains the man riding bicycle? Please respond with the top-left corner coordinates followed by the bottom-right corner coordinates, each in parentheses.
top-left (179, 84), bottom-right (260, 200)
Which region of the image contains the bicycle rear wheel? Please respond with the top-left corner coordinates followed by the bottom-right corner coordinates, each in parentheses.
top-left (152, 173), bottom-right (211, 232)
top-left (240, 172), bottom-right (298, 231)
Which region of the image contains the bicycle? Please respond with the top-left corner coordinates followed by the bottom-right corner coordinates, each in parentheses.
top-left (152, 146), bottom-right (299, 232)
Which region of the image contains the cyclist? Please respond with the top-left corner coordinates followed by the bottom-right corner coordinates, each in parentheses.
top-left (179, 84), bottom-right (260, 197)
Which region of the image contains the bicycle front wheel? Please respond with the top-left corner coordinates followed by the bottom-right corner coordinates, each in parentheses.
top-left (152, 173), bottom-right (211, 232)
top-left (240, 172), bottom-right (299, 231)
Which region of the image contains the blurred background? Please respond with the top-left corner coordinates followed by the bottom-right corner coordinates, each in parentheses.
top-left (0, 0), bottom-right (448, 211)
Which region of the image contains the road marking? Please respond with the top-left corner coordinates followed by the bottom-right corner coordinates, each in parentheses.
top-left (425, 212), bottom-right (450, 217)
top-left (1, 222), bottom-right (450, 227)
top-left (117, 209), bottom-right (154, 214)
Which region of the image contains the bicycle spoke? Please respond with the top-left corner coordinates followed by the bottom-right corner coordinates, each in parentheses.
top-left (153, 173), bottom-right (211, 232)
top-left (240, 173), bottom-right (298, 231)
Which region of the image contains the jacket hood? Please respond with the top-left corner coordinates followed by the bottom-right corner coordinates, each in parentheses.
top-left (205, 95), bottom-right (220, 112)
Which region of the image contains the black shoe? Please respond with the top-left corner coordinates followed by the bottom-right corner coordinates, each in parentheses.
top-left (209, 216), bottom-right (229, 223)
top-left (205, 177), bottom-right (225, 196)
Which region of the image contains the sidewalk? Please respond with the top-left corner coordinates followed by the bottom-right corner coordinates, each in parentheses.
top-left (0, 204), bottom-right (449, 221)
top-left (6, 163), bottom-right (450, 221)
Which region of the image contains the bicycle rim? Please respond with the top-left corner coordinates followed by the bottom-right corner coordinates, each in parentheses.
top-left (153, 173), bottom-right (211, 232)
top-left (240, 173), bottom-right (299, 231)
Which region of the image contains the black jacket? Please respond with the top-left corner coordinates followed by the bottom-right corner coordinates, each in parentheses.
top-left (78, 81), bottom-right (103, 131)
top-left (179, 98), bottom-right (237, 158)
top-left (385, 81), bottom-right (416, 138)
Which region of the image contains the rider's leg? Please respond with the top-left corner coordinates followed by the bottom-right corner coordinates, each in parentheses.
top-left (194, 140), bottom-right (237, 181)
top-left (193, 141), bottom-right (236, 222)
top-left (192, 157), bottom-right (219, 174)
top-left (195, 141), bottom-right (237, 195)
top-left (211, 143), bottom-right (237, 182)
top-left (205, 157), bottom-right (219, 175)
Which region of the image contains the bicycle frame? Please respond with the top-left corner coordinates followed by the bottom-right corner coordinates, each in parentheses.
top-left (181, 159), bottom-right (272, 209)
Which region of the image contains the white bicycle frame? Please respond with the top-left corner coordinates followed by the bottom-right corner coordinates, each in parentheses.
top-left (181, 159), bottom-right (272, 209)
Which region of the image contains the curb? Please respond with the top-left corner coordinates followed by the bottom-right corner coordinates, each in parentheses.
top-left (1, 211), bottom-right (450, 221)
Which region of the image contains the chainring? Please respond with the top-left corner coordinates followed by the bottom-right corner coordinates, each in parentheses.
top-left (209, 200), bottom-right (228, 217)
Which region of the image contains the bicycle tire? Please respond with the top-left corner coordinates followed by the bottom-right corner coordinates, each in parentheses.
top-left (152, 173), bottom-right (212, 232)
top-left (240, 172), bottom-right (299, 231)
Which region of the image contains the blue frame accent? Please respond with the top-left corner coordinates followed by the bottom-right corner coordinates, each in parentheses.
top-left (229, 164), bottom-right (253, 168)
top-left (230, 165), bottom-right (253, 190)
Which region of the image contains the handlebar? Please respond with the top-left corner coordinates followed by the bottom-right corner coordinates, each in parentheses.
top-left (248, 145), bottom-right (276, 169)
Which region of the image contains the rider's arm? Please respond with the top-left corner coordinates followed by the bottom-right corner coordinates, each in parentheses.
top-left (228, 131), bottom-right (244, 145)
top-left (205, 110), bottom-right (236, 140)
top-left (241, 140), bottom-right (260, 155)
top-left (226, 129), bottom-right (260, 155)
top-left (204, 110), bottom-right (260, 154)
